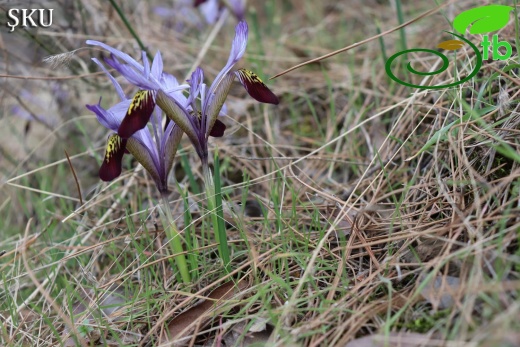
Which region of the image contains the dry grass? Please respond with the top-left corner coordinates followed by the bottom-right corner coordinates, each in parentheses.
top-left (1, 0), bottom-right (520, 346)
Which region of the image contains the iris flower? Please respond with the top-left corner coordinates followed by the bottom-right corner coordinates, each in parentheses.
top-left (153, 20), bottom-right (278, 272)
top-left (85, 40), bottom-right (183, 140)
top-left (86, 19), bottom-right (279, 278)
top-left (85, 37), bottom-right (236, 193)
top-left (86, 53), bottom-right (195, 283)
top-left (86, 56), bottom-right (185, 194)
top-left (155, 20), bottom-right (279, 164)
top-left (195, 0), bottom-right (246, 23)
top-left (155, 0), bottom-right (246, 31)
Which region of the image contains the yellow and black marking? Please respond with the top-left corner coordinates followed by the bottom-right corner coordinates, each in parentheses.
top-left (118, 90), bottom-right (155, 138)
top-left (105, 134), bottom-right (123, 163)
top-left (99, 134), bottom-right (127, 182)
top-left (128, 90), bottom-right (153, 114)
top-left (235, 69), bottom-right (279, 105)
top-left (237, 68), bottom-right (266, 85)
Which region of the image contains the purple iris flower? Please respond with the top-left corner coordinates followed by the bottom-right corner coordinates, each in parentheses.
top-left (194, 0), bottom-right (246, 24)
top-left (85, 39), bottom-right (188, 139)
top-left (155, 20), bottom-right (279, 163)
top-left (86, 58), bottom-right (184, 194)
top-left (226, 0), bottom-right (246, 20)
top-left (154, 1), bottom-right (245, 33)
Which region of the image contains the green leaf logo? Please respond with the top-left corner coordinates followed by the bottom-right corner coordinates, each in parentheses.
top-left (453, 5), bottom-right (513, 34)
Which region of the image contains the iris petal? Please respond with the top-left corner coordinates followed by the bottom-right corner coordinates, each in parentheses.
top-left (186, 67), bottom-right (204, 108)
top-left (86, 99), bottom-right (131, 133)
top-left (118, 90), bottom-right (155, 138)
top-left (204, 73), bottom-right (234, 138)
top-left (126, 137), bottom-right (165, 193)
top-left (86, 40), bottom-right (144, 73)
top-left (151, 51), bottom-right (164, 81)
top-left (99, 134), bottom-right (127, 181)
top-left (208, 21), bottom-right (248, 96)
top-left (163, 124), bottom-right (184, 189)
top-left (209, 119), bottom-right (226, 137)
top-left (91, 58), bottom-right (126, 101)
top-left (234, 68), bottom-right (279, 104)
top-left (104, 55), bottom-right (158, 90)
top-left (228, 0), bottom-right (245, 20)
top-left (156, 89), bottom-right (200, 146)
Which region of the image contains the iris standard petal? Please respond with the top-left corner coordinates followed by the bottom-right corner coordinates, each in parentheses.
top-left (156, 89), bottom-right (200, 147)
top-left (228, 0), bottom-right (245, 20)
top-left (118, 90), bottom-right (156, 138)
top-left (151, 51), bottom-right (164, 81)
top-left (198, 0), bottom-right (220, 24)
top-left (204, 73), bottom-right (234, 138)
top-left (126, 137), bottom-right (165, 192)
top-left (162, 124), bottom-right (184, 187)
top-left (131, 128), bottom-right (158, 160)
top-left (161, 73), bottom-right (189, 105)
top-left (91, 58), bottom-right (126, 101)
top-left (186, 67), bottom-right (204, 108)
top-left (208, 21), bottom-right (248, 95)
top-left (104, 55), bottom-right (159, 90)
top-left (142, 51), bottom-right (150, 80)
top-left (99, 134), bottom-right (127, 181)
top-left (87, 40), bottom-right (144, 73)
top-left (234, 68), bottom-right (279, 104)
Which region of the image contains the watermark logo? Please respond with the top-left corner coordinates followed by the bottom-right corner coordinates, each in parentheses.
top-left (6, 8), bottom-right (54, 32)
top-left (385, 5), bottom-right (514, 89)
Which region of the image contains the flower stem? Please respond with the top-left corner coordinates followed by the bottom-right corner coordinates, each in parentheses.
top-left (160, 194), bottom-right (191, 284)
top-left (202, 159), bottom-right (231, 273)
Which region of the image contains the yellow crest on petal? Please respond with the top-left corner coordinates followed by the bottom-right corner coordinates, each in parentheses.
top-left (105, 134), bottom-right (124, 163)
top-left (239, 68), bottom-right (265, 84)
top-left (128, 90), bottom-right (153, 114)
top-left (118, 90), bottom-right (155, 138)
top-left (235, 68), bottom-right (279, 104)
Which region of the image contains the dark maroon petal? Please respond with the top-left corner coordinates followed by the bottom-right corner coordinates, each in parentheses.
top-left (118, 90), bottom-right (155, 139)
top-left (99, 134), bottom-right (127, 181)
top-left (234, 69), bottom-right (279, 105)
top-left (194, 0), bottom-right (206, 7)
top-left (209, 119), bottom-right (226, 137)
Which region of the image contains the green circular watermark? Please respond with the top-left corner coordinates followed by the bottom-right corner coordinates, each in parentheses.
top-left (385, 31), bottom-right (482, 90)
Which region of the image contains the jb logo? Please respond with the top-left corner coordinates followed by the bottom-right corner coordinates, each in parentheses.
top-left (385, 5), bottom-right (514, 89)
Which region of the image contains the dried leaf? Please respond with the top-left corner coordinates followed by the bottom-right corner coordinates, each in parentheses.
top-left (161, 279), bottom-right (248, 346)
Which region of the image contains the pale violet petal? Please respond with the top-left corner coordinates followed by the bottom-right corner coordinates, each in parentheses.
top-left (91, 58), bottom-right (126, 101)
top-left (208, 21), bottom-right (248, 96)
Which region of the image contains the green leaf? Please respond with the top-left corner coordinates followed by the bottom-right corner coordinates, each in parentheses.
top-left (213, 151), bottom-right (230, 274)
top-left (453, 5), bottom-right (513, 34)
